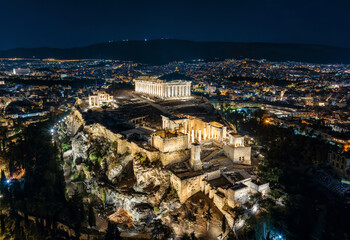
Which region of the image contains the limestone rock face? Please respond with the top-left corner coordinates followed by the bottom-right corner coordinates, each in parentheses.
top-left (133, 159), bottom-right (170, 205)
top-left (61, 108), bottom-right (183, 231)
top-left (85, 123), bottom-right (119, 143)
top-left (106, 190), bottom-right (154, 227)
top-left (65, 108), bottom-right (85, 137)
top-left (71, 131), bottom-right (90, 164)
top-left (106, 154), bottom-right (133, 183)
top-left (84, 178), bottom-right (155, 229)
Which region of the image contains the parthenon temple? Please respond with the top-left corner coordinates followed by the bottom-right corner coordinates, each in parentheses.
top-left (134, 76), bottom-right (191, 99)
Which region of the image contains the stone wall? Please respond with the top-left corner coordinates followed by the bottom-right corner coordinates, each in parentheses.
top-left (160, 149), bottom-right (190, 166)
top-left (152, 134), bottom-right (188, 153)
top-left (117, 135), bottom-right (160, 162)
top-left (205, 169), bottom-right (222, 181)
top-left (233, 187), bottom-right (250, 203)
top-left (247, 181), bottom-right (270, 196)
top-left (170, 173), bottom-right (204, 203)
top-left (223, 145), bottom-right (251, 165)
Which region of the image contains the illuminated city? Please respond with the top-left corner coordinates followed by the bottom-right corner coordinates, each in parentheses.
top-left (0, 1), bottom-right (349, 240)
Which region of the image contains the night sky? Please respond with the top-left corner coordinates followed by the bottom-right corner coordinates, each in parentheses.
top-left (0, 0), bottom-right (349, 50)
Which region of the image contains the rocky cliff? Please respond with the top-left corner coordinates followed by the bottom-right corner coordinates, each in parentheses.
top-left (58, 109), bottom-right (176, 231)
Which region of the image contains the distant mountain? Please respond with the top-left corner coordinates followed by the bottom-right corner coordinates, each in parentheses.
top-left (0, 39), bottom-right (349, 65)
top-left (159, 73), bottom-right (194, 81)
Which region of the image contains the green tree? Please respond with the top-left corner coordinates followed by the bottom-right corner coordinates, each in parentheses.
top-left (105, 221), bottom-right (121, 240)
top-left (204, 206), bottom-right (213, 231)
top-left (151, 219), bottom-right (173, 240)
top-left (88, 204), bottom-right (96, 227)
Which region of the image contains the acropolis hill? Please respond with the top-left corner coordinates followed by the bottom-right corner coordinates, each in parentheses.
top-left (58, 77), bottom-right (269, 238)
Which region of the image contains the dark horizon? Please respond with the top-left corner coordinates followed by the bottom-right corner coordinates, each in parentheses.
top-left (0, 0), bottom-right (349, 51)
top-left (3, 38), bottom-right (350, 52)
top-left (2, 39), bottom-right (350, 65)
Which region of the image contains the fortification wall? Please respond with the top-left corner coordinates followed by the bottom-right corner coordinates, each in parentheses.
top-left (170, 173), bottom-right (204, 203)
top-left (117, 136), bottom-right (159, 162)
top-left (152, 134), bottom-right (188, 152)
top-left (160, 149), bottom-right (190, 166)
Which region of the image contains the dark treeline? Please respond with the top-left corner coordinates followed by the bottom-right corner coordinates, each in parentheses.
top-left (0, 122), bottom-right (98, 239)
top-left (224, 110), bottom-right (350, 240)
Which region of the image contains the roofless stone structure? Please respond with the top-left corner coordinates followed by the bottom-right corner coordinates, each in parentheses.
top-left (134, 76), bottom-right (191, 99)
